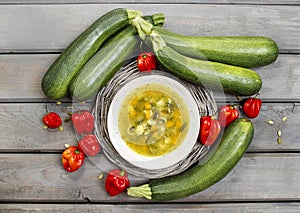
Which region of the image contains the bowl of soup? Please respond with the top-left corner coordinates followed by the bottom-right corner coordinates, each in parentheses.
top-left (107, 72), bottom-right (200, 170)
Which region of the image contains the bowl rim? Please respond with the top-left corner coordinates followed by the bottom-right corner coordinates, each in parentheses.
top-left (107, 72), bottom-right (200, 170)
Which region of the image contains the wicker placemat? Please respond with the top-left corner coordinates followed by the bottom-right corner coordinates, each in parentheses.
top-left (93, 61), bottom-right (218, 179)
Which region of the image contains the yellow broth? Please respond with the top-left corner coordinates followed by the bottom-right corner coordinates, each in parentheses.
top-left (118, 83), bottom-right (190, 157)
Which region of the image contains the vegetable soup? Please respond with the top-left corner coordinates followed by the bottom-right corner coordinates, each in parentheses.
top-left (118, 83), bottom-right (190, 157)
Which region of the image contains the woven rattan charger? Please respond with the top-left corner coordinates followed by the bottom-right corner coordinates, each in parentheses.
top-left (93, 61), bottom-right (218, 179)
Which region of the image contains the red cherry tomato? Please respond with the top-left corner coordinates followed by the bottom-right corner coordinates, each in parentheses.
top-left (43, 112), bottom-right (63, 131)
top-left (137, 52), bottom-right (157, 72)
top-left (243, 97), bottom-right (262, 118)
top-left (71, 110), bottom-right (94, 135)
top-left (105, 169), bottom-right (130, 196)
top-left (199, 116), bottom-right (221, 146)
top-left (78, 134), bottom-right (100, 157)
top-left (218, 105), bottom-right (239, 127)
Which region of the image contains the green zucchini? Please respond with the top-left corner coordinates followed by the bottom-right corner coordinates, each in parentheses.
top-left (69, 14), bottom-right (165, 101)
top-left (151, 32), bottom-right (262, 96)
top-left (151, 26), bottom-right (278, 68)
top-left (41, 8), bottom-right (141, 100)
top-left (127, 118), bottom-right (254, 201)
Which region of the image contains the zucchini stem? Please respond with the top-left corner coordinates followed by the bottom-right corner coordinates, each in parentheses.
top-left (127, 184), bottom-right (153, 200)
top-left (150, 30), bottom-right (167, 53)
top-left (151, 13), bottom-right (165, 27)
top-left (127, 9), bottom-right (143, 20)
top-left (131, 16), bottom-right (154, 40)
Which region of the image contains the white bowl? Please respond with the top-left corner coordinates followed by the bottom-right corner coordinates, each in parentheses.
top-left (107, 72), bottom-right (200, 170)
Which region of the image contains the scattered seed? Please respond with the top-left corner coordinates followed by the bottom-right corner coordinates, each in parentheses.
top-left (282, 116), bottom-right (288, 122)
top-left (64, 117), bottom-right (71, 123)
top-left (98, 174), bottom-right (104, 180)
top-left (56, 101), bottom-right (62, 105)
top-left (266, 120), bottom-right (274, 125)
top-left (277, 137), bottom-right (282, 144)
top-left (277, 130), bottom-right (282, 137)
top-left (236, 95), bottom-right (243, 101)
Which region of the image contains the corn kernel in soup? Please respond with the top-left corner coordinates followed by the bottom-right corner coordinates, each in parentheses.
top-left (118, 84), bottom-right (190, 157)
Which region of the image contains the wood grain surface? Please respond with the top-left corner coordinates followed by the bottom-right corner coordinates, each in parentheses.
top-left (1, 153), bottom-right (300, 202)
top-left (0, 0), bottom-right (300, 4)
top-left (0, 54), bottom-right (300, 101)
top-left (1, 203), bottom-right (300, 213)
top-left (0, 103), bottom-right (298, 151)
top-left (0, 4), bottom-right (299, 52)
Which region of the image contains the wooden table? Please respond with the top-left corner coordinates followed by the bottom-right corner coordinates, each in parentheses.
top-left (1, 1), bottom-right (300, 212)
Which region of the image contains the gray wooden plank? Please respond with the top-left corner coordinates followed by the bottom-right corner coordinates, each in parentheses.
top-left (251, 102), bottom-right (300, 151)
top-left (0, 4), bottom-right (299, 52)
top-left (0, 54), bottom-right (299, 101)
top-left (1, 203), bottom-right (300, 213)
top-left (0, 0), bottom-right (299, 5)
top-left (1, 153), bottom-right (300, 202)
top-left (253, 55), bottom-right (300, 102)
top-left (0, 102), bottom-right (299, 152)
top-left (0, 54), bottom-right (53, 101)
top-left (0, 102), bottom-right (80, 152)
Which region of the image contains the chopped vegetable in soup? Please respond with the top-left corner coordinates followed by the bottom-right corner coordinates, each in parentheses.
top-left (118, 84), bottom-right (190, 157)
